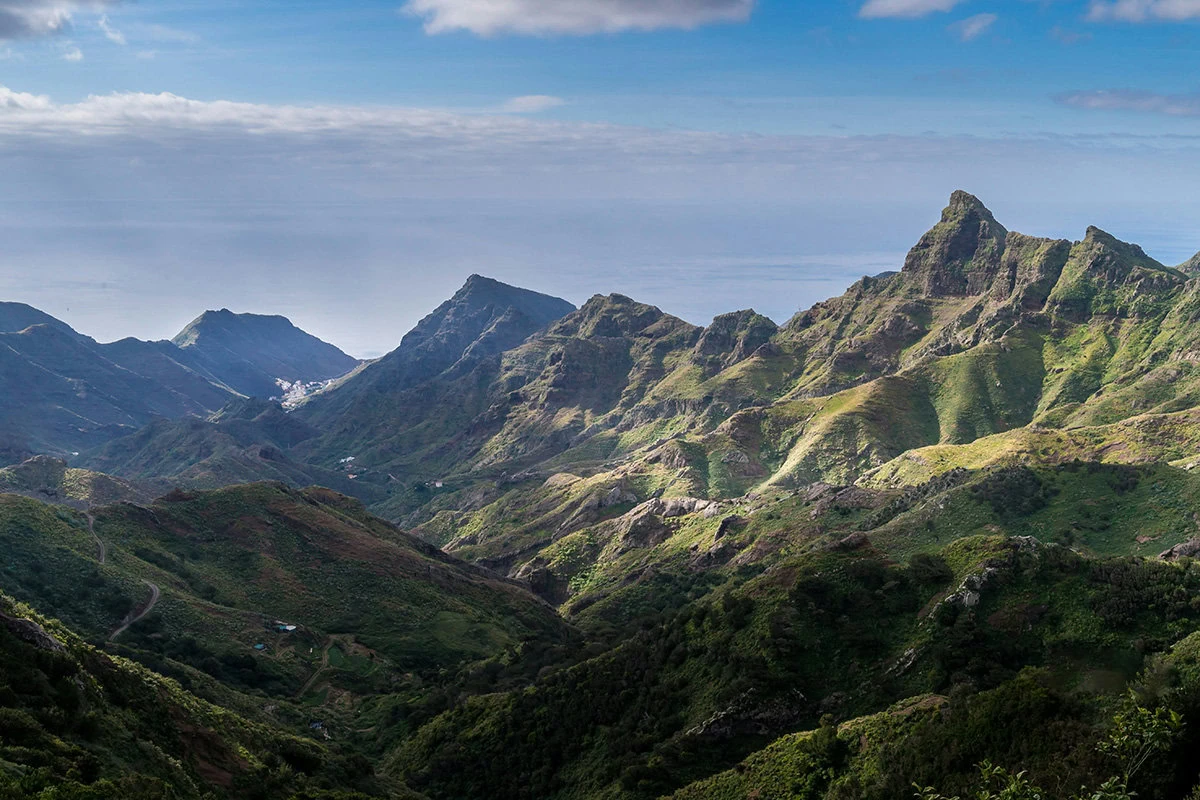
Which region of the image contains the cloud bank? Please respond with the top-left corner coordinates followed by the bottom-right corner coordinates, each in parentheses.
top-left (402, 0), bottom-right (755, 36)
top-left (1058, 89), bottom-right (1200, 116)
top-left (1087, 0), bottom-right (1200, 21)
top-left (859, 0), bottom-right (964, 20)
top-left (3, 84), bottom-right (1200, 358)
top-left (0, 0), bottom-right (112, 40)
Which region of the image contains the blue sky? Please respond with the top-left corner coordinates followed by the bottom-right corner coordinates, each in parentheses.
top-left (1, 0), bottom-right (1200, 355)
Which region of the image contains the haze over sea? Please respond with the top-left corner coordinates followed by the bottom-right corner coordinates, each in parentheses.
top-left (4, 196), bottom-right (1198, 358)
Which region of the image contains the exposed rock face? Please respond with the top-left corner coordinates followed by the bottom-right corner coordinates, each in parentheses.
top-left (683, 689), bottom-right (808, 741)
top-left (1160, 539), bottom-right (1200, 561)
top-left (644, 496), bottom-right (717, 518)
top-left (902, 190), bottom-right (1009, 297)
top-left (1046, 227), bottom-right (1183, 321)
top-left (992, 233), bottom-right (1071, 311)
top-left (827, 532), bottom-right (871, 552)
top-left (1179, 251), bottom-right (1200, 274)
top-left (551, 294), bottom-right (678, 341)
top-left (0, 614), bottom-right (66, 653)
top-left (612, 496), bottom-right (719, 555)
top-left (715, 515), bottom-right (746, 539)
top-left (616, 506), bottom-right (671, 553)
top-left (599, 485), bottom-right (638, 508)
top-left (692, 310), bottom-right (778, 374)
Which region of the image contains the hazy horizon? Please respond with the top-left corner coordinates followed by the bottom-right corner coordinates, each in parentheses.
top-left (5, 194), bottom-right (1198, 359)
top-left (4, 0), bottom-right (1200, 357)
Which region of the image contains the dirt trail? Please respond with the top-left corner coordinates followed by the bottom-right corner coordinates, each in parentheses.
top-left (86, 513), bottom-right (105, 564)
top-left (109, 580), bottom-right (160, 640)
top-left (296, 639), bottom-right (336, 698)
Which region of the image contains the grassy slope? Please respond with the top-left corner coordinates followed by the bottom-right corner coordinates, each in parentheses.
top-left (0, 484), bottom-right (569, 744)
top-left (392, 528), bottom-right (1200, 800)
top-left (0, 591), bottom-right (418, 799)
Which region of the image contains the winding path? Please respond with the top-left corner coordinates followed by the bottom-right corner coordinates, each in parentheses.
top-left (86, 513), bottom-right (105, 565)
top-left (296, 639), bottom-right (335, 698)
top-left (109, 580), bottom-right (160, 640)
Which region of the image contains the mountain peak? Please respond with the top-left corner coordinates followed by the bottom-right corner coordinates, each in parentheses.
top-left (298, 277), bottom-right (574, 415)
top-left (1180, 251), bottom-right (1200, 274)
top-left (552, 293), bottom-right (668, 339)
top-left (448, 275), bottom-right (574, 318)
top-left (172, 310), bottom-right (358, 398)
top-left (1078, 226), bottom-right (1165, 270)
top-left (0, 302), bottom-right (87, 342)
top-left (945, 189), bottom-right (994, 218)
top-left (901, 191), bottom-right (1008, 297)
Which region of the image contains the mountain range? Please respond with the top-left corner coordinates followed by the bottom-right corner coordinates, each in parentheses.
top-left (7, 193), bottom-right (1200, 798)
top-left (0, 305), bottom-right (359, 463)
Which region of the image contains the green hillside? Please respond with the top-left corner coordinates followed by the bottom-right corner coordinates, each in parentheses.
top-left (10, 192), bottom-right (1200, 797)
top-left (0, 590), bottom-right (420, 799)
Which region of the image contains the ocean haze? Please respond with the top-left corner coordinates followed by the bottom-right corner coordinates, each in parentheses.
top-left (3, 196), bottom-right (1197, 358)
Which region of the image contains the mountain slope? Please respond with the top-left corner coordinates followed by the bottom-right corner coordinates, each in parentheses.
top-left (1180, 250), bottom-right (1200, 273)
top-left (0, 302), bottom-right (363, 464)
top-left (0, 323), bottom-right (227, 459)
top-left (298, 275), bottom-right (574, 424)
top-left (0, 482), bottom-right (570, 741)
top-left (323, 192), bottom-right (1200, 600)
top-left (173, 309), bottom-right (361, 399)
top-left (0, 301), bottom-right (86, 339)
top-left (78, 398), bottom-right (385, 501)
top-left (0, 590), bottom-right (412, 799)
top-left (0, 454), bottom-right (150, 507)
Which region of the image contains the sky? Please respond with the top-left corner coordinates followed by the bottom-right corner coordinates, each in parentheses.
top-left (1, 0), bottom-right (1200, 356)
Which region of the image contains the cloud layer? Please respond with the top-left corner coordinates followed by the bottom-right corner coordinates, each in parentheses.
top-left (859, 0), bottom-right (964, 20)
top-left (1087, 0), bottom-right (1200, 21)
top-left (0, 0), bottom-right (111, 40)
top-left (3, 84), bottom-right (1200, 357)
top-left (1058, 89), bottom-right (1200, 116)
top-left (402, 0), bottom-right (755, 35)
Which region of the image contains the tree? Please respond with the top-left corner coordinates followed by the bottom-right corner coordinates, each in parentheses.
top-left (915, 695), bottom-right (1183, 800)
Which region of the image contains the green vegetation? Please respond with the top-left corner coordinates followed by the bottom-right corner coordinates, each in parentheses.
top-left (12, 193), bottom-right (1200, 798)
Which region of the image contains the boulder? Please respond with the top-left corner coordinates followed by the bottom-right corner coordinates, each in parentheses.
top-left (1161, 539), bottom-right (1200, 561)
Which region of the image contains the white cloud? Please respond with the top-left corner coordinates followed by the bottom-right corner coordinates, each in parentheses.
top-left (0, 1), bottom-right (115, 41)
top-left (499, 95), bottom-right (565, 113)
top-left (0, 85), bottom-right (49, 109)
top-left (61, 43), bottom-right (81, 60)
top-left (5, 84), bottom-right (1200, 358)
top-left (1057, 89), bottom-right (1200, 116)
top-left (139, 22), bottom-right (198, 43)
top-left (950, 12), bottom-right (997, 41)
top-left (1087, 0), bottom-right (1200, 20)
top-left (98, 12), bottom-right (123, 44)
top-left (402, 0), bottom-right (755, 36)
top-left (859, 0), bottom-right (964, 19)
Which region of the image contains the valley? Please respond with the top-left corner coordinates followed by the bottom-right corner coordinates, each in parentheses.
top-left (6, 193), bottom-right (1200, 798)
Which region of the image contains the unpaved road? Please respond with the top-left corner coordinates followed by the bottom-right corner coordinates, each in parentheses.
top-left (109, 580), bottom-right (160, 640)
top-left (86, 513), bottom-right (105, 564)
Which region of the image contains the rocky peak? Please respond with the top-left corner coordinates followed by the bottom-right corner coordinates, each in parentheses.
top-left (302, 277), bottom-right (574, 410)
top-left (550, 294), bottom-right (669, 339)
top-left (693, 309), bottom-right (778, 373)
top-left (902, 191), bottom-right (1009, 297)
top-left (1179, 251), bottom-right (1200, 274)
top-left (946, 189), bottom-right (993, 216)
top-left (1045, 226), bottom-right (1182, 320)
